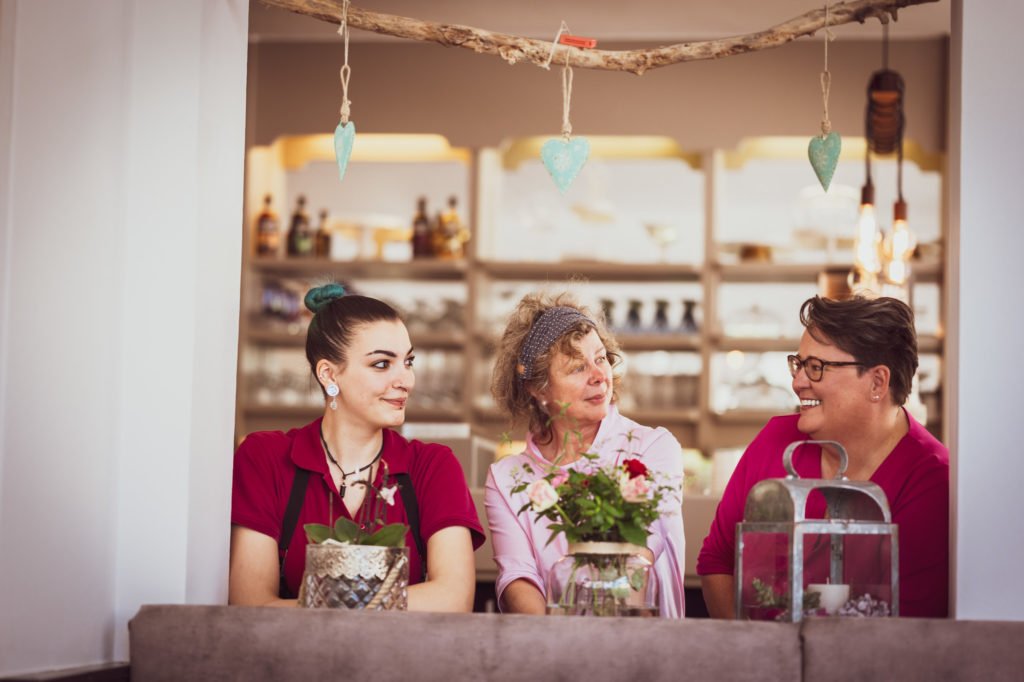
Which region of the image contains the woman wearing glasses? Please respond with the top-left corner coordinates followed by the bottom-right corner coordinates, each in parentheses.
top-left (697, 295), bottom-right (949, 618)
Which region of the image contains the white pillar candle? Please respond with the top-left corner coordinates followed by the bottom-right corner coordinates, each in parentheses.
top-left (807, 583), bottom-right (850, 615)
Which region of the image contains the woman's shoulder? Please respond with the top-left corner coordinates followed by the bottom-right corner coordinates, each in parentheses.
top-left (903, 413), bottom-right (950, 467)
top-left (882, 414), bottom-right (949, 490)
top-left (607, 409), bottom-right (677, 449)
top-left (236, 424), bottom-right (308, 463)
top-left (385, 429), bottom-right (465, 481)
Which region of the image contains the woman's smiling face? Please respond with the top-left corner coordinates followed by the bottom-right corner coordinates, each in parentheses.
top-left (331, 319), bottom-right (416, 429)
top-left (537, 329), bottom-right (613, 430)
top-left (792, 328), bottom-right (874, 441)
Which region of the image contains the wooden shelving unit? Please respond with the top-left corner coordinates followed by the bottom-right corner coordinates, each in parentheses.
top-left (237, 134), bottom-right (947, 453)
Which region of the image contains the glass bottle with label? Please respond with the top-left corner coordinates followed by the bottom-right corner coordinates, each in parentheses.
top-left (411, 197), bottom-right (433, 259)
top-left (315, 209), bottom-right (331, 258)
top-left (286, 195), bottom-right (314, 257)
top-left (254, 194), bottom-right (281, 257)
top-left (433, 195), bottom-right (469, 259)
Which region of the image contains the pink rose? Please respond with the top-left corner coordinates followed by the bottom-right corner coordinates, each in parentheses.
top-left (526, 479), bottom-right (560, 512)
top-left (619, 472), bottom-right (651, 503)
top-left (551, 471), bottom-right (570, 488)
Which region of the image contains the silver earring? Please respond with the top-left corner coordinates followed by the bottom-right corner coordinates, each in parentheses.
top-left (326, 382), bottom-right (340, 410)
top-left (871, 395), bottom-right (880, 402)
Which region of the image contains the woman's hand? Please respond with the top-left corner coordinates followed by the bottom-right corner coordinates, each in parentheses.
top-left (228, 525), bottom-right (297, 607)
top-left (407, 526), bottom-right (476, 612)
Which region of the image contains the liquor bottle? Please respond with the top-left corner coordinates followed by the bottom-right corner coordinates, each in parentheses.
top-left (626, 299), bottom-right (643, 331)
top-left (254, 194), bottom-right (281, 256)
top-left (681, 299), bottom-right (700, 334)
top-left (314, 209), bottom-right (331, 258)
top-left (411, 197), bottom-right (433, 259)
top-left (286, 195), bottom-right (314, 257)
top-left (653, 299), bottom-right (670, 332)
top-left (433, 195), bottom-right (470, 259)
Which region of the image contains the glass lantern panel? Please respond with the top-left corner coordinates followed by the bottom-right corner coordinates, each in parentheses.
top-left (739, 531), bottom-right (895, 620)
top-left (738, 532), bottom-right (791, 621)
top-left (801, 533), bottom-right (895, 618)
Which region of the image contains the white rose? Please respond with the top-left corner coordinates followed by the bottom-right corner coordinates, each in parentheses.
top-left (526, 479), bottom-right (560, 512)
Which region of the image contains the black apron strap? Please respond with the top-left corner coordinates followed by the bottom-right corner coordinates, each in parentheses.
top-left (278, 467), bottom-right (311, 599)
top-left (394, 472), bottom-right (427, 581)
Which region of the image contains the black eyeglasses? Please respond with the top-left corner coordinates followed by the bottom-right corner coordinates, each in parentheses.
top-left (787, 354), bottom-right (864, 382)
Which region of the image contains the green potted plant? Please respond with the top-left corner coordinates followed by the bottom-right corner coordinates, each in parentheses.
top-left (298, 467), bottom-right (410, 610)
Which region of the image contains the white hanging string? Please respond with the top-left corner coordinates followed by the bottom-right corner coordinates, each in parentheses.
top-left (820, 3), bottom-right (835, 136)
top-left (561, 52), bottom-right (574, 139)
top-left (338, 0), bottom-right (352, 124)
top-left (543, 20), bottom-right (571, 70)
top-left (540, 21), bottom-right (577, 139)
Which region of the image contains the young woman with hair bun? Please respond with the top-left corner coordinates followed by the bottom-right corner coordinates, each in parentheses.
top-left (229, 283), bottom-right (483, 610)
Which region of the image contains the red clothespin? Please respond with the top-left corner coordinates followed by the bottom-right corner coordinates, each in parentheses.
top-left (559, 34), bottom-right (597, 49)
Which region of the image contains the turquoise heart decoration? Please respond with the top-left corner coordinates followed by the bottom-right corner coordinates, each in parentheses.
top-left (541, 136), bottom-right (590, 194)
top-left (808, 131), bottom-right (841, 192)
top-left (334, 120), bottom-right (356, 181)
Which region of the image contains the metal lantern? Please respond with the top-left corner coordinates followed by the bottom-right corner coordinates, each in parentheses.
top-left (735, 440), bottom-right (898, 621)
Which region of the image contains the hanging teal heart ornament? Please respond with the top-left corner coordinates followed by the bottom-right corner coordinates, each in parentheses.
top-left (541, 136), bottom-right (590, 194)
top-left (334, 120), bottom-right (356, 181)
top-left (807, 131), bottom-right (841, 192)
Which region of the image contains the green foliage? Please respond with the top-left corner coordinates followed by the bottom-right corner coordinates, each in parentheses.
top-left (302, 480), bottom-right (409, 548)
top-left (513, 427), bottom-right (679, 546)
top-left (751, 578), bottom-right (823, 612)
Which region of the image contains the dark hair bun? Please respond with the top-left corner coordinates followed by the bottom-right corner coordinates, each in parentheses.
top-left (304, 283), bottom-right (347, 313)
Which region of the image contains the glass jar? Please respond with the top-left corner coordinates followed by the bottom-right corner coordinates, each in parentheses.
top-left (298, 543), bottom-right (409, 610)
top-left (546, 542), bottom-right (658, 617)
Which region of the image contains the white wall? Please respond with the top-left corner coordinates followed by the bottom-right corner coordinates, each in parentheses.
top-left (0, 0), bottom-right (247, 675)
top-left (950, 0), bottom-right (1024, 619)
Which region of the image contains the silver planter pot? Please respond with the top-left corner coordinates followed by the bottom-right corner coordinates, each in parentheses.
top-left (298, 543), bottom-right (409, 610)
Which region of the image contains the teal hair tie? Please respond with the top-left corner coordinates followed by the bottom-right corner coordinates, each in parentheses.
top-left (304, 283), bottom-right (347, 314)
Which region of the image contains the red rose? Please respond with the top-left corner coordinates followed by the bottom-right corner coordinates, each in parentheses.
top-left (623, 458), bottom-right (648, 479)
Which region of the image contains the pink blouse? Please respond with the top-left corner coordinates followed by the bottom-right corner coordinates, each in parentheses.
top-left (484, 405), bottom-right (687, 618)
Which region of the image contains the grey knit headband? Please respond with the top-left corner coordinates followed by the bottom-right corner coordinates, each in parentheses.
top-left (516, 307), bottom-right (596, 383)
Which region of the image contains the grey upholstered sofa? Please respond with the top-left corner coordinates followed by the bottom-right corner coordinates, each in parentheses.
top-left (128, 605), bottom-right (1024, 681)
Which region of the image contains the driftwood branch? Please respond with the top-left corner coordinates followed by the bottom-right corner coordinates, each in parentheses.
top-left (261, 0), bottom-right (939, 75)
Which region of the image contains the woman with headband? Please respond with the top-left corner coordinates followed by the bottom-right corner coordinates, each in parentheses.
top-left (229, 284), bottom-right (484, 610)
top-left (484, 292), bottom-right (686, 617)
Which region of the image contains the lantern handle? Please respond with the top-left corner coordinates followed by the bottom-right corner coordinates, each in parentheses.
top-left (783, 440), bottom-right (848, 479)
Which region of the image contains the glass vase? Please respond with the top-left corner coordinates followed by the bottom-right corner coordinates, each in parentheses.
top-left (545, 542), bottom-right (658, 617)
top-left (298, 543), bottom-right (409, 610)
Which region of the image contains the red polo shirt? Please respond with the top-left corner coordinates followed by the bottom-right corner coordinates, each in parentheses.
top-left (232, 418), bottom-right (485, 594)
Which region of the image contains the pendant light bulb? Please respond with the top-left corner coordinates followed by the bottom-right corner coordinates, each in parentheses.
top-left (884, 199), bottom-right (915, 285)
top-left (854, 182), bottom-right (882, 275)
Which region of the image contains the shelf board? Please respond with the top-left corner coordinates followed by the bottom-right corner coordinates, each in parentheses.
top-left (474, 331), bottom-right (701, 352)
top-left (713, 336), bottom-right (798, 352)
top-left (472, 405), bottom-right (698, 425)
top-left (243, 404), bottom-right (467, 422)
top-left (251, 257), bottom-right (468, 281)
top-left (246, 327), bottom-right (466, 349)
top-left (715, 260), bottom-right (942, 283)
top-left (620, 407), bottom-right (700, 424)
top-left (712, 408), bottom-right (798, 424)
top-left (710, 334), bottom-right (942, 354)
top-left (477, 260), bottom-right (701, 282)
top-left (617, 333), bottom-right (701, 351)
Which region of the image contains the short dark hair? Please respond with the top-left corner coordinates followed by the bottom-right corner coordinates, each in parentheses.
top-left (305, 294), bottom-right (400, 377)
top-left (799, 295), bottom-right (918, 405)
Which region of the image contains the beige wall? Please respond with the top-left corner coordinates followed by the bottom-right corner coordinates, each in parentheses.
top-left (248, 38), bottom-right (947, 152)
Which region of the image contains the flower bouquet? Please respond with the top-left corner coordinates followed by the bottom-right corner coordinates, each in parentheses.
top-left (511, 431), bottom-right (678, 617)
top-left (298, 466), bottom-right (410, 610)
